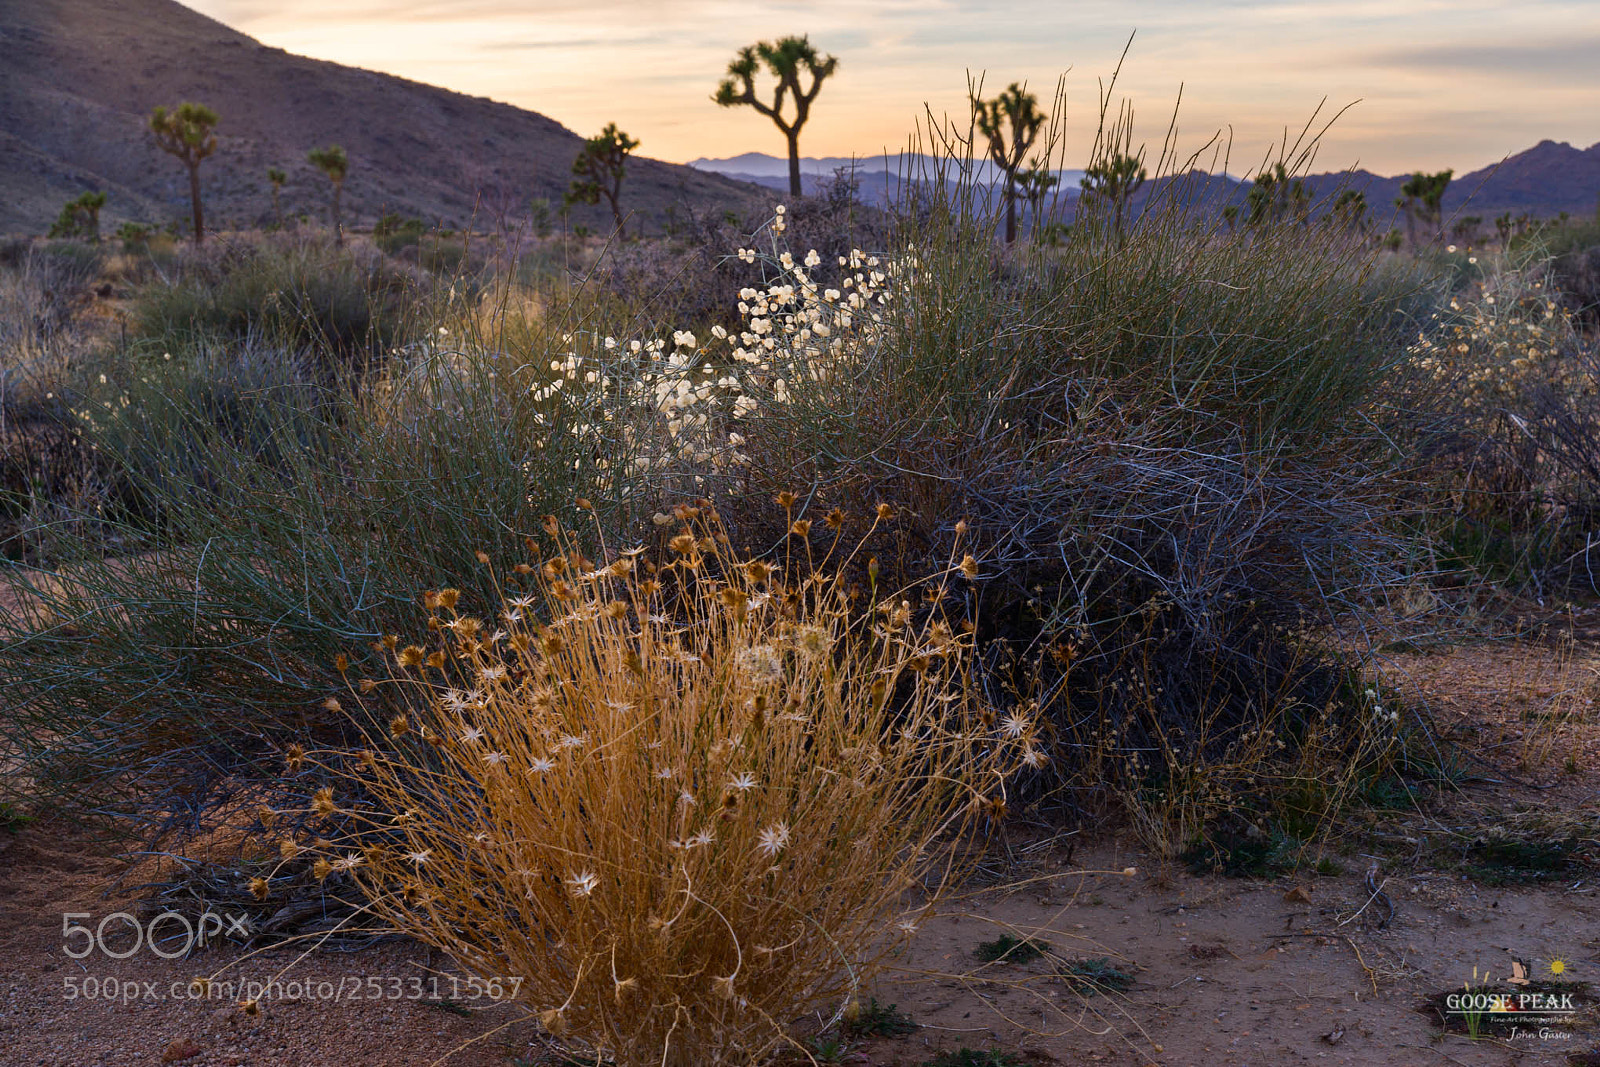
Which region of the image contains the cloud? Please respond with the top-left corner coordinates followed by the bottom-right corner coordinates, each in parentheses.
top-left (1363, 36), bottom-right (1600, 81)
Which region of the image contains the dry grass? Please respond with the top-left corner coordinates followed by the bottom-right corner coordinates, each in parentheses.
top-left (277, 500), bottom-right (1033, 1067)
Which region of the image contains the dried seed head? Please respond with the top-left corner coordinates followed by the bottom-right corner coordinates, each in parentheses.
top-left (322, 696), bottom-right (343, 713)
top-left (334, 653), bottom-right (349, 673)
top-left (396, 645), bottom-right (424, 669)
top-left (426, 651), bottom-right (446, 670)
top-left (438, 588), bottom-right (460, 610)
top-left (775, 490), bottom-right (797, 509)
top-left (575, 497), bottom-right (593, 510)
top-left (389, 714), bottom-right (409, 737)
top-left (359, 678), bottom-right (378, 694)
top-left (312, 786), bottom-right (336, 817)
top-left (249, 877), bottom-right (270, 901)
top-left (668, 534), bottom-right (696, 555)
top-left (961, 554), bottom-right (979, 579)
top-left (790, 519), bottom-right (811, 538)
top-left (284, 744), bottom-right (306, 772)
top-left (241, 999), bottom-right (260, 1017)
top-left (475, 551), bottom-right (490, 565)
top-left (312, 859), bottom-right (333, 881)
top-left (876, 502), bottom-right (894, 521)
top-left (825, 507), bottom-right (846, 530)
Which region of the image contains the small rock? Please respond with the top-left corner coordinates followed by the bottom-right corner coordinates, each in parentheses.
top-left (161, 1037), bottom-right (203, 1063)
top-left (1283, 886), bottom-right (1313, 904)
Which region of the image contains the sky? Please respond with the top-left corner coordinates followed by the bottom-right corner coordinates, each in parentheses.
top-left (184, 0), bottom-right (1600, 175)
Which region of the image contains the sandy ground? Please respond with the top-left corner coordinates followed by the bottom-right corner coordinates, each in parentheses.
top-left (0, 629), bottom-right (1597, 1066)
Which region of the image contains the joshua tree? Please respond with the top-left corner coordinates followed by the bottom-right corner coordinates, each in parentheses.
top-left (48, 191), bottom-right (107, 242)
top-left (565, 123), bottom-right (639, 239)
top-left (1017, 159), bottom-right (1059, 237)
top-left (1400, 170), bottom-right (1452, 246)
top-left (1245, 163), bottom-right (1306, 227)
top-left (1328, 189), bottom-right (1367, 233)
top-left (149, 102), bottom-right (219, 245)
top-left (307, 145), bottom-right (349, 245)
top-left (973, 83), bottom-right (1045, 244)
top-left (714, 36), bottom-right (838, 198)
top-left (1078, 150), bottom-right (1146, 238)
top-left (267, 167), bottom-right (287, 228)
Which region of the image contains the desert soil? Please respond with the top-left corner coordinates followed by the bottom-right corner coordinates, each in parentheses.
top-left (1, 632), bottom-right (1597, 1067)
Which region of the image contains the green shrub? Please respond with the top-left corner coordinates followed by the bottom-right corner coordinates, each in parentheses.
top-left (130, 237), bottom-right (428, 373)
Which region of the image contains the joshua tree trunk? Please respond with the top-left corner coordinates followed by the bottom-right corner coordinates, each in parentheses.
top-left (1003, 180), bottom-right (1018, 244)
top-left (271, 187), bottom-right (282, 228)
top-left (786, 129), bottom-right (802, 198)
top-left (332, 182), bottom-right (343, 246)
top-left (188, 162), bottom-right (205, 244)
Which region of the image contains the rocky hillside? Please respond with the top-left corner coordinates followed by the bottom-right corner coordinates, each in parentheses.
top-left (0, 0), bottom-right (766, 235)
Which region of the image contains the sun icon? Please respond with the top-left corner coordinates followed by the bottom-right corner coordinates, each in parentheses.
top-left (1549, 957), bottom-right (1570, 977)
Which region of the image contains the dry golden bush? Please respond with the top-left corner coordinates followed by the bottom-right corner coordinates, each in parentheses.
top-left (286, 501), bottom-right (1030, 1066)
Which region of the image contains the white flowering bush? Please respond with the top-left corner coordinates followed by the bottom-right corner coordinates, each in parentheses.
top-left (285, 500), bottom-right (1030, 1067)
top-left (503, 206), bottom-right (907, 496)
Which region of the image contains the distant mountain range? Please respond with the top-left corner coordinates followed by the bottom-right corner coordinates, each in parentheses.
top-left (0, 0), bottom-right (766, 235)
top-left (694, 142), bottom-right (1600, 223)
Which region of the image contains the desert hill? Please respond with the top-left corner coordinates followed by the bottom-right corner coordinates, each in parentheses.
top-left (0, 0), bottom-right (767, 235)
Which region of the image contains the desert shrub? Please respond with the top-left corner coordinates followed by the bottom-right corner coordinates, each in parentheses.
top-left (590, 176), bottom-right (891, 333)
top-left (273, 506), bottom-right (1026, 1067)
top-left (0, 316), bottom-right (660, 817)
top-left (607, 104), bottom-right (1438, 853)
top-left (1413, 255), bottom-right (1600, 590)
top-left (130, 236), bottom-right (430, 375)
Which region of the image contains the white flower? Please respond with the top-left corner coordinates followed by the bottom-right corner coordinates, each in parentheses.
top-left (460, 726), bottom-right (485, 744)
top-left (558, 734), bottom-right (585, 750)
top-left (568, 871), bottom-right (598, 897)
top-left (688, 828), bottom-right (715, 848)
top-left (479, 665), bottom-right (506, 682)
top-left (406, 850), bottom-right (432, 866)
top-left (1000, 711), bottom-right (1031, 739)
top-left (728, 772), bottom-right (758, 793)
top-left (734, 645), bottom-right (783, 683)
top-left (483, 750), bottom-right (509, 766)
top-left (529, 757), bottom-right (555, 774)
top-left (757, 823), bottom-right (790, 856)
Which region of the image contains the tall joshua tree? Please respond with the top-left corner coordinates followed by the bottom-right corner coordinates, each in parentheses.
top-left (307, 145), bottom-right (349, 245)
top-left (714, 36), bottom-right (838, 198)
top-left (149, 102), bottom-right (219, 245)
top-left (267, 167), bottom-right (287, 228)
top-left (565, 123), bottom-right (640, 239)
top-left (973, 83), bottom-right (1045, 244)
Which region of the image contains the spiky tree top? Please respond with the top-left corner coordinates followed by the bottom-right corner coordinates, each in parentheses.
top-left (307, 146), bottom-right (349, 184)
top-left (149, 103), bottom-right (219, 168)
top-left (267, 167), bottom-right (286, 187)
top-left (715, 36), bottom-right (837, 130)
top-left (974, 84), bottom-right (1044, 182)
